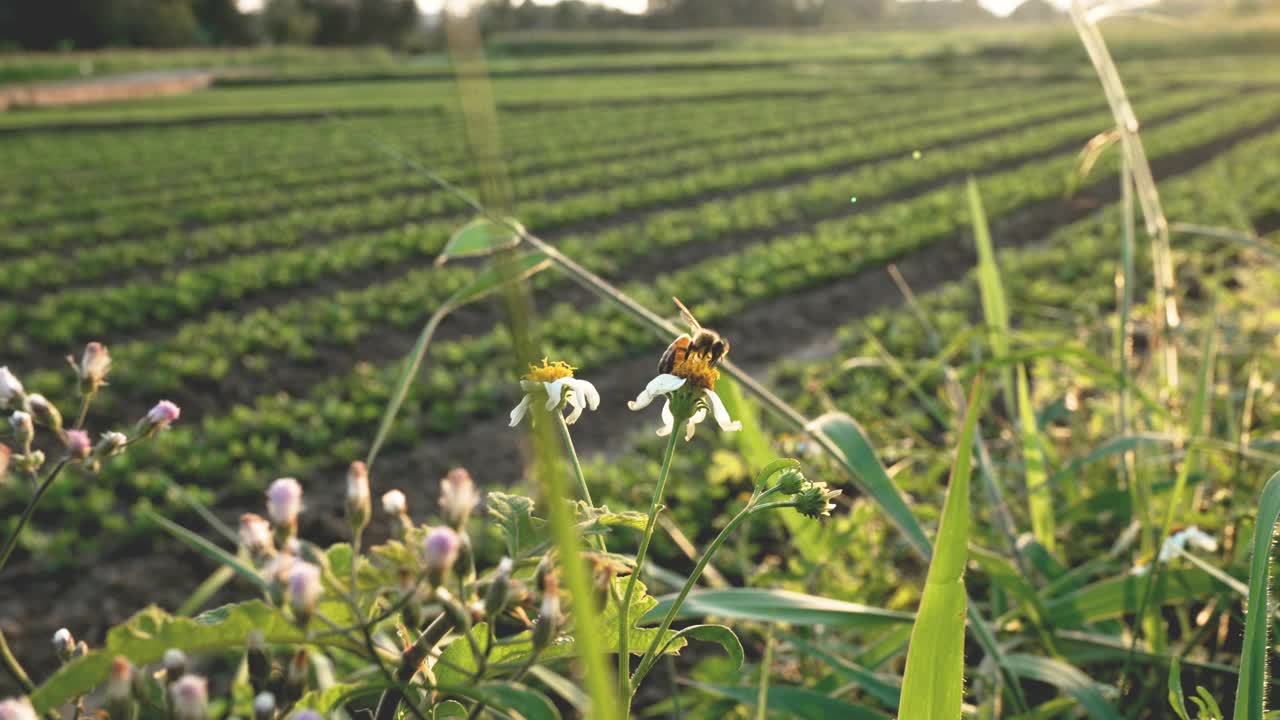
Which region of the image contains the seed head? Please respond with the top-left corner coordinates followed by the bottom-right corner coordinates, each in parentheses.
top-left (266, 477), bottom-right (303, 528)
top-left (170, 674), bottom-right (208, 720)
top-left (0, 697), bottom-right (36, 720)
top-left (0, 368), bottom-right (24, 409)
top-left (77, 342), bottom-right (112, 387)
top-left (439, 467), bottom-right (479, 529)
top-left (64, 430), bottom-right (91, 461)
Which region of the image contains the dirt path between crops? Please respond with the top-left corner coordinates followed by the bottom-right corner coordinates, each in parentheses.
top-left (4, 100), bottom-right (1280, 694)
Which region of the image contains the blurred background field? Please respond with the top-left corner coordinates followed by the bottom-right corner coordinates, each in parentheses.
top-left (4, 0), bottom-right (1280, 714)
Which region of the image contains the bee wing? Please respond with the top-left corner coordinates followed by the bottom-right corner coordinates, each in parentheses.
top-left (671, 296), bottom-right (702, 332)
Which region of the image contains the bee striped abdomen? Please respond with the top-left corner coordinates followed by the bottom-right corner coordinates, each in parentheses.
top-left (659, 335), bottom-right (692, 374)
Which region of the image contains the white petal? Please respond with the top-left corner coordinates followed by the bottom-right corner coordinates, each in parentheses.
top-left (684, 407), bottom-right (708, 442)
top-left (656, 399), bottom-right (675, 437)
top-left (702, 389), bottom-right (742, 432)
top-left (570, 377), bottom-right (601, 411)
top-left (628, 374), bottom-right (686, 411)
top-left (563, 382), bottom-right (587, 425)
top-left (509, 395), bottom-right (532, 427)
top-left (543, 379), bottom-right (566, 411)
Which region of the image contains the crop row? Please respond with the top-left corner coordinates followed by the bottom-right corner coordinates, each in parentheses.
top-left (0, 84), bottom-right (1118, 289)
top-left (15, 88), bottom-right (1280, 547)
top-left (2, 85), bottom-right (1247, 377)
top-left (0, 87), bottom-right (1223, 354)
top-left (0, 82), bottom-right (1090, 247)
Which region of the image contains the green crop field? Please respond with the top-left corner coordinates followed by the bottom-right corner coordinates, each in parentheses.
top-left (4, 18), bottom-right (1280, 720)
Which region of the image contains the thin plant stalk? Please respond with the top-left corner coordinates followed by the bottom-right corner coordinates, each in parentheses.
top-left (618, 427), bottom-right (681, 713)
top-left (554, 413), bottom-right (606, 552)
top-left (756, 628), bottom-right (774, 720)
top-left (0, 458), bottom-right (70, 575)
top-left (0, 628), bottom-right (33, 693)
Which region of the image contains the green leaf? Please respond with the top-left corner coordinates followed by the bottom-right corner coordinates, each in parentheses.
top-left (688, 682), bottom-right (892, 719)
top-left (434, 580), bottom-right (683, 688)
top-left (295, 683), bottom-right (381, 712)
top-left (777, 631), bottom-right (901, 708)
top-left (1169, 657), bottom-right (1193, 720)
top-left (488, 491), bottom-right (541, 559)
top-left (645, 588), bottom-right (912, 629)
top-left (30, 602), bottom-right (353, 714)
top-left (1045, 568), bottom-right (1222, 627)
top-left (453, 682), bottom-right (560, 720)
top-left (806, 411), bottom-right (930, 559)
top-left (970, 546), bottom-right (1050, 631)
top-left (145, 510), bottom-right (264, 590)
top-left (1004, 654), bottom-right (1122, 719)
top-left (663, 625), bottom-right (744, 669)
top-left (437, 217), bottom-right (523, 264)
top-left (899, 376), bottom-right (982, 720)
top-left (1233, 470), bottom-right (1280, 720)
top-left (1017, 365), bottom-right (1055, 554)
top-left (444, 250), bottom-right (550, 308)
top-left (433, 700), bottom-right (469, 719)
top-left (968, 177), bottom-right (1013, 419)
top-left (753, 458), bottom-right (802, 491)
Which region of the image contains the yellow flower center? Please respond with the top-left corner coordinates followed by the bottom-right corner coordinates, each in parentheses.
top-left (524, 359), bottom-right (575, 383)
top-left (671, 353), bottom-right (719, 390)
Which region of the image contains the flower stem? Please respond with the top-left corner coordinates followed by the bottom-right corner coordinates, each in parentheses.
top-left (0, 627), bottom-right (33, 693)
top-left (554, 412), bottom-right (605, 552)
top-left (0, 458), bottom-right (69, 576)
top-left (630, 499), bottom-right (795, 690)
top-left (617, 428), bottom-right (680, 715)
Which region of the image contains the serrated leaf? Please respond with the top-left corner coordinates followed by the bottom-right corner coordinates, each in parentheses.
top-left (488, 491), bottom-right (541, 559)
top-left (437, 217), bottom-right (523, 264)
top-left (31, 602), bottom-right (357, 713)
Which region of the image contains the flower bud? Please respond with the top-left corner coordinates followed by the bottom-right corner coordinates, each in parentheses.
top-left (107, 656), bottom-right (135, 720)
top-left (266, 477), bottom-right (303, 535)
top-left (52, 628), bottom-right (75, 663)
top-left (0, 697), bottom-right (37, 720)
top-left (423, 526), bottom-right (461, 585)
top-left (0, 367), bottom-right (24, 409)
top-left (8, 412), bottom-right (32, 448)
top-left (287, 561), bottom-right (322, 626)
top-left (64, 429), bottom-right (91, 461)
top-left (381, 489), bottom-right (406, 515)
top-left (439, 467), bottom-right (479, 530)
top-left (776, 467), bottom-right (806, 495)
top-left (794, 483), bottom-right (841, 519)
top-left (252, 692), bottom-right (275, 720)
top-left (170, 674), bottom-right (208, 720)
top-left (282, 650), bottom-right (308, 705)
top-left (0, 444), bottom-right (10, 485)
top-left (144, 400), bottom-right (181, 431)
top-left (484, 557), bottom-right (514, 618)
top-left (26, 394), bottom-right (61, 434)
top-left (76, 342), bottom-right (112, 387)
top-left (245, 630), bottom-right (271, 694)
top-left (163, 649), bottom-right (187, 683)
top-left (345, 461), bottom-right (370, 535)
top-left (14, 449), bottom-right (44, 475)
top-left (531, 573), bottom-right (560, 651)
top-left (239, 513), bottom-right (274, 556)
top-left (93, 431), bottom-right (128, 460)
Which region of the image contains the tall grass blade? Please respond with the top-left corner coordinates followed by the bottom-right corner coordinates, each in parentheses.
top-left (1017, 365), bottom-right (1056, 554)
top-left (1004, 654), bottom-right (1123, 719)
top-left (899, 376), bottom-right (984, 719)
top-left (967, 178), bottom-right (1013, 418)
top-left (1232, 470), bottom-right (1280, 720)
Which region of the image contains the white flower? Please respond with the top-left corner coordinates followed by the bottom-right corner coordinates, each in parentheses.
top-left (509, 360), bottom-right (600, 427)
top-left (1157, 526), bottom-right (1218, 563)
top-left (382, 489), bottom-right (407, 515)
top-left (628, 373), bottom-right (741, 442)
top-left (0, 368), bottom-right (23, 408)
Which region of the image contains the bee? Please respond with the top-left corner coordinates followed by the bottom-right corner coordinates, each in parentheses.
top-left (658, 297), bottom-right (730, 374)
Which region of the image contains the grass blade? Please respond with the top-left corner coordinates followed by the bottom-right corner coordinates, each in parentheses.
top-left (899, 375), bottom-right (983, 719)
top-left (1018, 365), bottom-right (1056, 554)
top-left (967, 178), bottom-right (1013, 419)
top-left (1233, 470), bottom-right (1280, 720)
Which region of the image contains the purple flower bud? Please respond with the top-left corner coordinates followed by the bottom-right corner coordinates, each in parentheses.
top-left (145, 400), bottom-right (181, 430)
top-left (423, 526), bottom-right (461, 576)
top-left (8, 412), bottom-right (32, 446)
top-left (287, 561), bottom-right (323, 618)
top-left (266, 477), bottom-right (303, 527)
top-left (0, 368), bottom-right (22, 408)
top-left (64, 430), bottom-right (91, 461)
top-left (27, 394), bottom-right (62, 434)
top-left (77, 342), bottom-right (111, 386)
top-left (239, 513), bottom-right (273, 555)
top-left (170, 674), bottom-right (208, 720)
top-left (0, 697), bottom-right (37, 720)
top-left (52, 628), bottom-right (75, 662)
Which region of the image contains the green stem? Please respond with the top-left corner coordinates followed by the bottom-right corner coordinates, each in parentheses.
top-left (0, 458), bottom-right (69, 576)
top-left (555, 412), bottom-right (604, 551)
top-left (756, 628), bottom-right (774, 720)
top-left (618, 428), bottom-right (681, 715)
top-left (631, 500), bottom-right (795, 690)
top-left (0, 627), bottom-right (33, 693)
